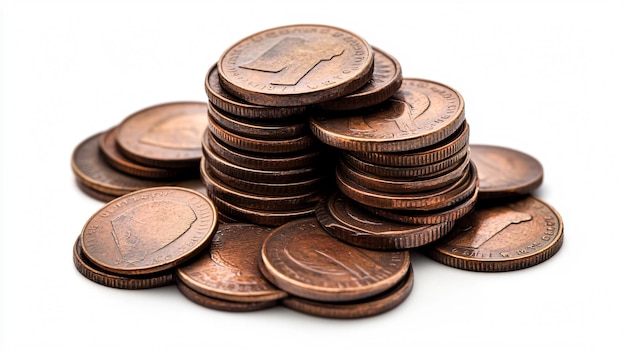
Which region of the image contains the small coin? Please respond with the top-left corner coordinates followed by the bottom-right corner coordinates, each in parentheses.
top-left (218, 24), bottom-right (374, 107)
top-left (470, 144), bottom-right (543, 200)
top-left (316, 46), bottom-right (403, 111)
top-left (204, 63), bottom-right (306, 119)
top-left (309, 78), bottom-right (465, 152)
top-left (176, 279), bottom-right (279, 312)
top-left (282, 265), bottom-right (413, 319)
top-left (115, 101), bottom-right (207, 168)
top-left (175, 223), bottom-right (288, 303)
top-left (259, 217), bottom-right (410, 302)
top-left (421, 195), bottom-right (564, 272)
top-left (315, 191), bottom-right (455, 250)
top-left (73, 235), bottom-right (174, 289)
top-left (80, 186), bottom-right (218, 275)
top-left (75, 179), bottom-right (118, 202)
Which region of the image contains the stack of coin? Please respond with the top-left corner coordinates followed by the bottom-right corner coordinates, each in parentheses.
top-left (71, 101), bottom-right (207, 201)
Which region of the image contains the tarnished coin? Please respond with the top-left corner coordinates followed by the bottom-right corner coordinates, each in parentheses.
top-left (80, 186), bottom-right (218, 275)
top-left (176, 223), bottom-right (288, 303)
top-left (259, 217), bottom-right (410, 302)
top-left (115, 101), bottom-right (207, 168)
top-left (309, 78), bottom-right (465, 152)
top-left (204, 63), bottom-right (306, 119)
top-left (218, 24), bottom-right (374, 107)
top-left (316, 191), bottom-right (455, 250)
top-left (73, 235), bottom-right (174, 289)
top-left (176, 279), bottom-right (279, 312)
top-left (316, 46), bottom-right (403, 111)
top-left (282, 266), bottom-right (413, 319)
top-left (470, 144), bottom-right (543, 200)
top-left (422, 195), bottom-right (564, 272)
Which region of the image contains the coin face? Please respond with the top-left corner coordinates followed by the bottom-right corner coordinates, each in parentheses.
top-left (80, 186), bottom-right (218, 275)
top-left (115, 101), bottom-right (207, 168)
top-left (470, 144), bottom-right (543, 200)
top-left (422, 196), bottom-right (564, 272)
top-left (309, 78), bottom-right (465, 152)
top-left (218, 24), bottom-right (374, 107)
top-left (259, 217), bottom-right (410, 302)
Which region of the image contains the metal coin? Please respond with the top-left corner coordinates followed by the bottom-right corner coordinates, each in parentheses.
top-left (176, 279), bottom-right (279, 312)
top-left (259, 217), bottom-right (410, 302)
top-left (176, 223), bottom-right (288, 303)
top-left (80, 186), bottom-right (218, 275)
top-left (218, 24), bottom-right (374, 107)
top-left (421, 195), bottom-right (564, 272)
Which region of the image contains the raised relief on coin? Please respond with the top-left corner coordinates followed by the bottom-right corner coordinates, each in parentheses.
top-left (138, 112), bottom-right (205, 150)
top-left (218, 24), bottom-right (374, 107)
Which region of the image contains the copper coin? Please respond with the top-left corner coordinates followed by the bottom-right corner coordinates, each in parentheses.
top-left (422, 195), bottom-right (564, 272)
top-left (75, 179), bottom-right (118, 202)
top-left (176, 279), bottom-right (279, 312)
top-left (73, 235), bottom-right (174, 289)
top-left (316, 191), bottom-right (455, 250)
top-left (470, 144), bottom-right (544, 200)
top-left (204, 63), bottom-right (306, 119)
top-left (99, 126), bottom-right (197, 179)
top-left (282, 266), bottom-right (413, 319)
top-left (115, 101), bottom-right (207, 168)
top-left (316, 46), bottom-right (403, 111)
top-left (218, 24), bottom-right (374, 107)
top-left (80, 186), bottom-right (218, 275)
top-left (259, 217), bottom-right (410, 302)
top-left (176, 223), bottom-right (288, 303)
top-left (208, 102), bottom-right (309, 140)
top-left (309, 78), bottom-right (465, 152)
top-left (351, 120), bottom-right (470, 167)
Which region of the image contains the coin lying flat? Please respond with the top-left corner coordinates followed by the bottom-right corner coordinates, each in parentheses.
top-left (176, 223), bottom-right (287, 303)
top-left (176, 279), bottom-right (280, 312)
top-left (259, 217), bottom-right (410, 302)
top-left (218, 24), bottom-right (374, 107)
top-left (422, 195), bottom-right (564, 272)
top-left (470, 144), bottom-right (543, 200)
top-left (80, 186), bottom-right (218, 275)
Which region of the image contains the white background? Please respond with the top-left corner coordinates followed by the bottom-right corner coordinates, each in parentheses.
top-left (1, 1), bottom-right (624, 350)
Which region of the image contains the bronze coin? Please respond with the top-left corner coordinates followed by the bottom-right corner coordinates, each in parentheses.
top-left (73, 235), bottom-right (174, 289)
top-left (176, 223), bottom-right (288, 303)
top-left (217, 24), bottom-right (374, 107)
top-left (99, 126), bottom-right (197, 179)
top-left (176, 279), bottom-right (279, 312)
top-left (309, 78), bottom-right (465, 152)
top-left (421, 195), bottom-right (564, 272)
top-left (470, 144), bottom-right (544, 200)
top-left (204, 63), bottom-right (306, 119)
top-left (259, 217), bottom-right (410, 302)
top-left (115, 101), bottom-right (207, 168)
top-left (75, 179), bottom-right (118, 202)
top-left (208, 102), bottom-right (309, 140)
top-left (282, 265), bottom-right (413, 319)
top-left (316, 46), bottom-right (403, 111)
top-left (80, 186), bottom-right (218, 275)
top-left (351, 120), bottom-right (470, 167)
top-left (316, 191), bottom-right (455, 250)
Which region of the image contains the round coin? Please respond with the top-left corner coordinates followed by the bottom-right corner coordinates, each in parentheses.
top-left (176, 279), bottom-right (279, 312)
top-left (421, 195), bottom-right (564, 272)
top-left (80, 186), bottom-right (218, 275)
top-left (176, 223), bottom-right (288, 303)
top-left (470, 144), bottom-right (544, 200)
top-left (309, 78), bottom-right (465, 152)
top-left (259, 217), bottom-right (410, 302)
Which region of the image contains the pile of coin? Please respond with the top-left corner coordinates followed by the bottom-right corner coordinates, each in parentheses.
top-left (71, 101), bottom-right (208, 201)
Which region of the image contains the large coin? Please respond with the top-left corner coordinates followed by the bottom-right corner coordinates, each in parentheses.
top-left (309, 78), bottom-right (465, 152)
top-left (80, 186), bottom-right (218, 275)
top-left (218, 24), bottom-right (374, 107)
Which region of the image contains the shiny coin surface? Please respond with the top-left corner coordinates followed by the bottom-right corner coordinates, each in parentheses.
top-left (176, 223), bottom-right (288, 303)
top-left (115, 101), bottom-right (207, 168)
top-left (176, 279), bottom-right (279, 312)
top-left (218, 24), bottom-right (374, 107)
top-left (309, 78), bottom-right (465, 152)
top-left (470, 144), bottom-right (544, 200)
top-left (422, 195), bottom-right (564, 272)
top-left (80, 186), bottom-right (218, 275)
top-left (259, 217), bottom-right (410, 302)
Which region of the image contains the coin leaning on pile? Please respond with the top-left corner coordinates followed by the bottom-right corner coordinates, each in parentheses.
top-left (72, 23), bottom-right (564, 319)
